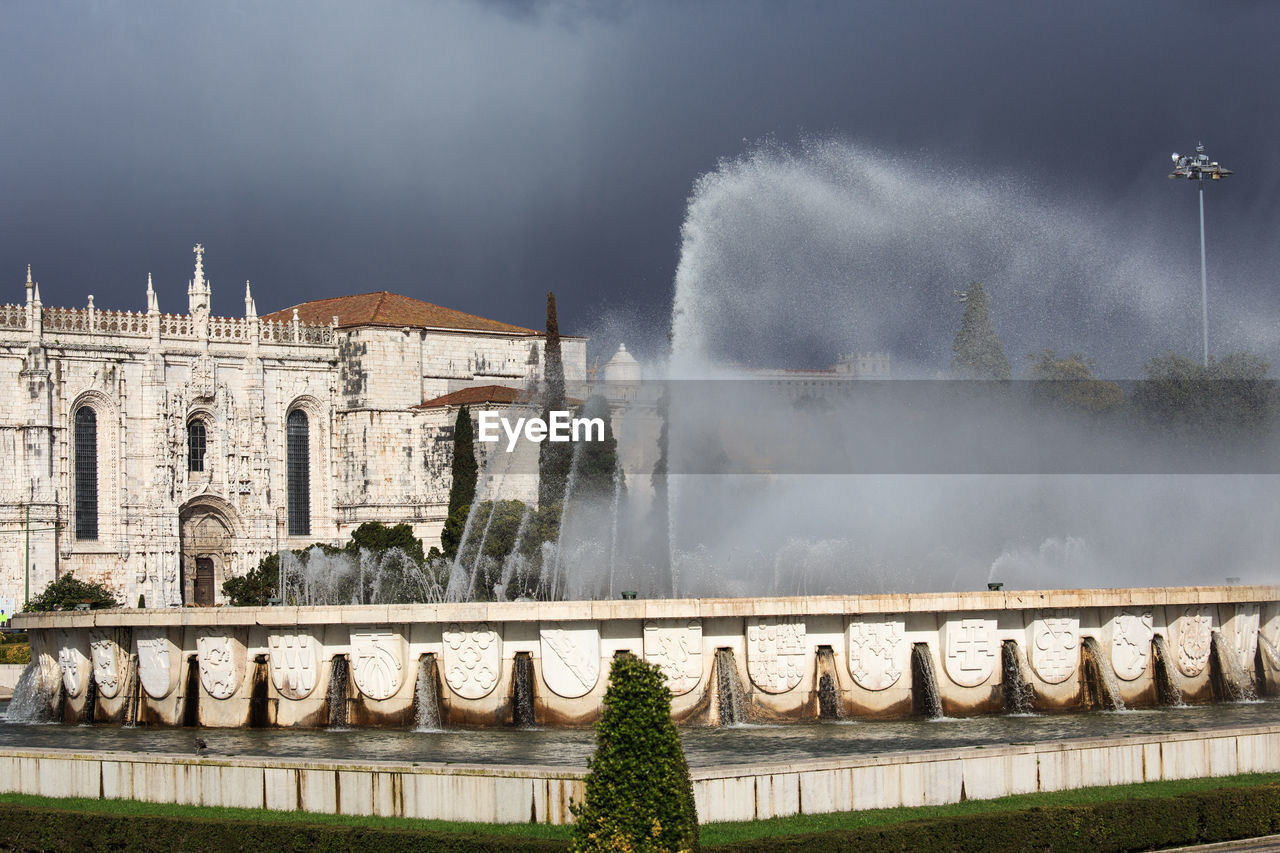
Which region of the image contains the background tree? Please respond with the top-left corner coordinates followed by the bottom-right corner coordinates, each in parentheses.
top-left (571, 654), bottom-right (699, 853)
top-left (539, 291), bottom-right (572, 509)
top-left (1130, 351), bottom-right (1274, 437)
top-left (1028, 349), bottom-right (1123, 413)
top-left (952, 282), bottom-right (1011, 380)
top-left (441, 405), bottom-right (478, 558)
top-left (25, 573), bottom-right (120, 611)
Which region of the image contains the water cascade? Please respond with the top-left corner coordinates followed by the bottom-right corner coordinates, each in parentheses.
top-left (1080, 637), bottom-right (1125, 711)
top-left (122, 653), bottom-right (140, 727)
top-left (1001, 640), bottom-right (1035, 715)
top-left (181, 655), bottom-right (200, 727)
top-left (414, 655), bottom-right (443, 730)
top-left (1259, 636), bottom-right (1280, 695)
top-left (5, 661), bottom-right (57, 723)
top-left (82, 670), bottom-right (99, 725)
top-left (327, 656), bottom-right (349, 728)
top-left (248, 656), bottom-right (270, 728)
top-left (1210, 633), bottom-right (1258, 703)
top-left (911, 644), bottom-right (943, 719)
top-left (512, 653), bottom-right (535, 727)
top-left (714, 648), bottom-right (746, 726)
top-left (1151, 635), bottom-right (1186, 707)
top-left (815, 646), bottom-right (841, 720)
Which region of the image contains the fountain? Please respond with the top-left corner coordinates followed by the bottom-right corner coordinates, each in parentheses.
top-left (413, 655), bottom-right (443, 730)
top-left (1151, 635), bottom-right (1186, 707)
top-left (327, 656), bottom-right (349, 728)
top-left (511, 653), bottom-right (536, 727)
top-left (911, 644), bottom-right (943, 719)
top-left (1001, 641), bottom-right (1035, 715)
top-left (714, 649), bottom-right (746, 726)
top-left (1080, 637), bottom-right (1125, 712)
top-left (815, 646), bottom-right (841, 720)
top-left (1211, 632), bottom-right (1259, 703)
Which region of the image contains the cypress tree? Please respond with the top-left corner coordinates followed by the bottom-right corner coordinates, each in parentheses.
top-left (539, 291), bottom-right (572, 508)
top-left (571, 654), bottom-right (699, 853)
top-left (951, 282), bottom-right (1011, 380)
top-left (571, 395), bottom-right (623, 504)
top-left (441, 405), bottom-right (477, 558)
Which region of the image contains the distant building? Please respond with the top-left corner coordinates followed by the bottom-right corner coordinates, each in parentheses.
top-left (0, 247), bottom-right (584, 607)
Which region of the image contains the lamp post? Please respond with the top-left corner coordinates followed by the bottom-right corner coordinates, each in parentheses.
top-left (1169, 142), bottom-right (1233, 367)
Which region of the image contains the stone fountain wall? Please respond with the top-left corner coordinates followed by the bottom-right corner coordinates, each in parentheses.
top-left (13, 586), bottom-right (1279, 728)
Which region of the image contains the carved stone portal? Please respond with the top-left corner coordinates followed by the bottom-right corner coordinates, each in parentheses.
top-left (442, 622), bottom-right (502, 700)
top-left (846, 616), bottom-right (908, 691)
top-left (643, 619), bottom-right (703, 696)
top-left (540, 621), bottom-right (601, 699)
top-left (1027, 610), bottom-right (1079, 685)
top-left (267, 633), bottom-right (321, 700)
top-left (88, 628), bottom-right (125, 699)
top-left (943, 617), bottom-right (998, 687)
top-left (746, 616), bottom-right (806, 694)
top-left (1108, 609), bottom-right (1154, 681)
top-left (350, 629), bottom-right (406, 701)
top-left (1173, 606), bottom-right (1213, 677)
top-left (196, 629), bottom-right (245, 700)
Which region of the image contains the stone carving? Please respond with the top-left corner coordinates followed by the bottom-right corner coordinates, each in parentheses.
top-left (540, 621), bottom-right (601, 699)
top-left (643, 619), bottom-right (703, 696)
top-left (1173, 606), bottom-right (1213, 677)
top-left (196, 630), bottom-right (245, 700)
top-left (746, 616), bottom-right (806, 694)
top-left (846, 616), bottom-right (909, 691)
top-left (135, 630), bottom-right (179, 699)
top-left (88, 628), bottom-right (124, 699)
top-left (350, 629), bottom-right (406, 701)
top-left (1108, 609), bottom-right (1154, 681)
top-left (1223, 603), bottom-right (1260, 673)
top-left (56, 630), bottom-right (87, 698)
top-left (1027, 610), bottom-right (1079, 684)
top-left (441, 622), bottom-right (502, 700)
top-left (267, 633), bottom-right (321, 700)
top-left (943, 616), bottom-right (998, 687)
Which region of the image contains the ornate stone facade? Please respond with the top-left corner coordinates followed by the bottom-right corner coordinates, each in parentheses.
top-left (0, 249), bottom-right (585, 607)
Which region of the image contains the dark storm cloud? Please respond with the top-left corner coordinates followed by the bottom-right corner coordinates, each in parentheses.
top-left (1, 0), bottom-right (1277, 372)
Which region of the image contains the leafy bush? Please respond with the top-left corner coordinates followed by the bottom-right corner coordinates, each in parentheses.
top-left (571, 654), bottom-right (699, 853)
top-left (24, 574), bottom-right (120, 612)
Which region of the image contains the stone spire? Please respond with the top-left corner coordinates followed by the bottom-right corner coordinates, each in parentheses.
top-left (146, 273), bottom-right (159, 314)
top-left (187, 243), bottom-right (210, 314)
top-left (244, 280), bottom-right (257, 319)
top-left (25, 264), bottom-right (32, 306)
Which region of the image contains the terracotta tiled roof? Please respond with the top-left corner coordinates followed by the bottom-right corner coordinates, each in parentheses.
top-left (414, 385), bottom-right (532, 409)
top-left (260, 291), bottom-right (540, 335)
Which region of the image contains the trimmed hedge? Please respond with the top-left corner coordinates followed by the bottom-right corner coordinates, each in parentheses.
top-left (706, 783), bottom-right (1280, 852)
top-left (4, 783), bottom-right (1280, 852)
top-left (0, 805), bottom-right (569, 853)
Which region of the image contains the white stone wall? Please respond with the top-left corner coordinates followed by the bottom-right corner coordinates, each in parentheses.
top-left (0, 283), bottom-right (577, 608)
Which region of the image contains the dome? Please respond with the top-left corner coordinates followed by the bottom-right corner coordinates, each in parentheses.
top-left (602, 343), bottom-right (642, 384)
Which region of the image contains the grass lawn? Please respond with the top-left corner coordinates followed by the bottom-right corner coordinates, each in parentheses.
top-left (6, 771), bottom-right (1280, 847)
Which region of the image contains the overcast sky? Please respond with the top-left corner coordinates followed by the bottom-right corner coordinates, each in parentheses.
top-left (3, 0), bottom-right (1277, 374)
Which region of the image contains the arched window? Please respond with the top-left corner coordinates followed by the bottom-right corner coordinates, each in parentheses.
top-left (287, 409), bottom-right (310, 536)
top-left (74, 406), bottom-right (98, 540)
top-left (187, 420), bottom-right (207, 473)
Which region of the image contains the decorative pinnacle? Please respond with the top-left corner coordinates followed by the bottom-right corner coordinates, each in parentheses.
top-left (193, 243), bottom-right (205, 287)
top-left (147, 272), bottom-right (154, 294)
top-left (26, 265), bottom-right (32, 286)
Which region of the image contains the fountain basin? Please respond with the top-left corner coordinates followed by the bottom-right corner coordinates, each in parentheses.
top-left (11, 585), bottom-right (1277, 728)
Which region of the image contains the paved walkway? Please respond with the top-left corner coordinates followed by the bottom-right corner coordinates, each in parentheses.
top-left (1165, 835), bottom-right (1280, 852)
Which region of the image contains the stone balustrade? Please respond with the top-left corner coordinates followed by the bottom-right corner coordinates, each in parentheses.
top-left (0, 304), bottom-right (335, 346)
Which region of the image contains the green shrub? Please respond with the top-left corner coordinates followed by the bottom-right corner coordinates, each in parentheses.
top-left (571, 654), bottom-right (699, 853)
top-left (23, 573), bottom-right (120, 612)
